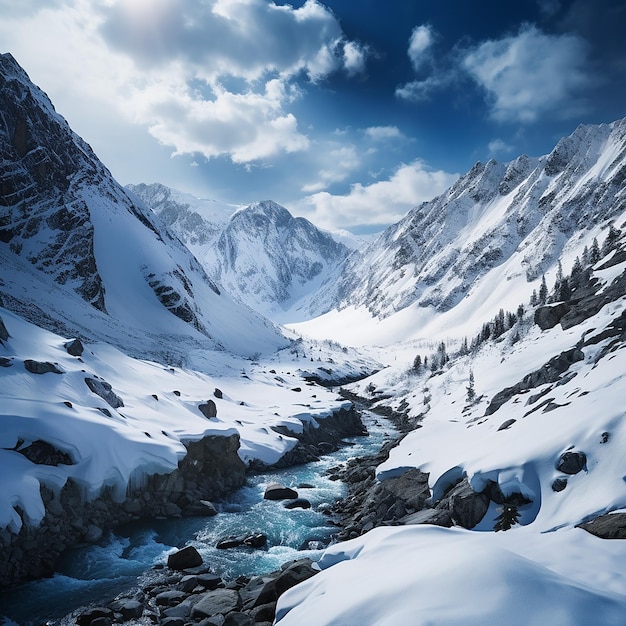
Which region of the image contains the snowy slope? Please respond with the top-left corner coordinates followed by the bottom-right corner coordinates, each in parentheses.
top-left (0, 306), bottom-right (376, 534)
top-left (0, 53), bottom-right (284, 359)
top-left (292, 118), bottom-right (626, 345)
top-left (277, 234), bottom-right (626, 624)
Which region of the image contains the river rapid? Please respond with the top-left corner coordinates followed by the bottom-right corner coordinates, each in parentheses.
top-left (0, 411), bottom-right (396, 626)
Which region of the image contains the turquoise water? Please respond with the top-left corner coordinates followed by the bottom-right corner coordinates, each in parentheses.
top-left (0, 412), bottom-right (396, 625)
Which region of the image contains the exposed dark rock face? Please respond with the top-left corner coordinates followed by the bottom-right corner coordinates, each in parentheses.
top-left (198, 399), bottom-right (217, 419)
top-left (579, 512), bottom-right (626, 539)
top-left (84, 377), bottom-right (124, 409)
top-left (250, 403), bottom-right (367, 470)
top-left (16, 439), bottom-right (74, 466)
top-left (24, 359), bottom-right (63, 374)
top-left (65, 338), bottom-right (84, 356)
top-left (556, 450), bottom-right (587, 475)
top-left (0, 434), bottom-right (246, 587)
top-left (0, 53), bottom-right (107, 311)
top-left (485, 348), bottom-right (584, 415)
top-left (0, 314), bottom-right (9, 342)
top-left (534, 302), bottom-right (571, 330)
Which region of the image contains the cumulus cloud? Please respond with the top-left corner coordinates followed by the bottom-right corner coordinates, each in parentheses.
top-left (301, 145), bottom-right (362, 193)
top-left (408, 24), bottom-right (435, 72)
top-left (364, 126), bottom-right (404, 141)
top-left (462, 24), bottom-right (591, 122)
top-left (395, 23), bottom-right (452, 102)
top-left (1, 0), bottom-right (369, 166)
top-left (301, 161), bottom-right (458, 230)
top-left (488, 138), bottom-right (514, 155)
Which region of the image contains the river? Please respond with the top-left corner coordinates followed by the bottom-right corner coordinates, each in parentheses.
top-left (0, 411), bottom-right (396, 626)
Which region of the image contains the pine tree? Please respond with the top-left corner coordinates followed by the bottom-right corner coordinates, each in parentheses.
top-left (602, 224), bottom-right (621, 257)
top-left (413, 354), bottom-right (422, 373)
top-left (538, 275), bottom-right (548, 305)
top-left (530, 289), bottom-right (538, 307)
top-left (590, 237), bottom-right (601, 264)
top-left (466, 369), bottom-right (476, 403)
top-left (494, 504), bottom-right (520, 531)
top-left (516, 303), bottom-right (525, 320)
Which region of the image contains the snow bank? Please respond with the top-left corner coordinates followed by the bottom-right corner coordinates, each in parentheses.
top-left (276, 525), bottom-right (626, 625)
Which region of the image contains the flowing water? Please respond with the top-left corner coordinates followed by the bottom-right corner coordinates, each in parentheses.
top-left (0, 411), bottom-right (396, 625)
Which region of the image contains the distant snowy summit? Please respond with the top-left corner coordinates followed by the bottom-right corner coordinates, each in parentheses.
top-left (130, 185), bottom-right (352, 322)
top-left (0, 53), bottom-right (284, 359)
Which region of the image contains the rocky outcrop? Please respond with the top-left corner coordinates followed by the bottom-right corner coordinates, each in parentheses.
top-left (64, 557), bottom-right (318, 626)
top-left (251, 404), bottom-right (367, 470)
top-left (485, 347), bottom-right (584, 415)
top-left (0, 434), bottom-right (245, 588)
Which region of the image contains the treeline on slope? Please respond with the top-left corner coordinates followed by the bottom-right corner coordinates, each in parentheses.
top-left (412, 223), bottom-right (624, 376)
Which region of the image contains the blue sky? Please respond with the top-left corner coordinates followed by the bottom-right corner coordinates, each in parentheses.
top-left (1, 0), bottom-right (625, 233)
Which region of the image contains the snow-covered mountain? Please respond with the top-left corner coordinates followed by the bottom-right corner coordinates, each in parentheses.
top-left (130, 184), bottom-right (351, 321)
top-left (293, 118), bottom-right (626, 345)
top-left (126, 182), bottom-right (238, 246)
top-left (0, 53), bottom-right (283, 361)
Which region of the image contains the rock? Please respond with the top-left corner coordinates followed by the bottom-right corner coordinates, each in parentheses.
top-left (118, 599), bottom-right (143, 620)
top-left (217, 532), bottom-right (267, 550)
top-left (65, 338), bottom-right (84, 356)
top-left (399, 507), bottom-right (453, 527)
top-left (84, 377), bottom-right (124, 409)
top-left (579, 512), bottom-right (626, 539)
top-left (191, 589), bottom-right (241, 619)
top-left (76, 607), bottom-right (114, 625)
top-left (196, 573), bottom-right (223, 590)
top-left (224, 612), bottom-right (255, 626)
top-left (0, 357), bottom-right (11, 367)
top-left (24, 359), bottom-right (63, 374)
top-left (199, 399), bottom-right (218, 419)
top-left (0, 315), bottom-right (9, 342)
top-left (242, 532), bottom-right (267, 548)
top-left (82, 524), bottom-right (103, 543)
top-left (534, 303), bottom-right (571, 330)
top-left (264, 483), bottom-right (298, 500)
top-left (216, 535), bottom-right (244, 550)
top-left (182, 500), bottom-right (218, 517)
top-left (551, 478), bottom-right (568, 492)
top-left (497, 418), bottom-right (516, 431)
top-left (284, 498), bottom-right (311, 510)
top-left (161, 618), bottom-right (185, 626)
top-left (556, 450), bottom-right (587, 475)
top-left (446, 479), bottom-right (490, 529)
top-left (16, 439), bottom-right (73, 466)
top-left (155, 590), bottom-right (187, 606)
top-left (279, 559), bottom-right (317, 589)
top-left (167, 545), bottom-right (203, 570)
top-left (214, 388), bottom-right (223, 399)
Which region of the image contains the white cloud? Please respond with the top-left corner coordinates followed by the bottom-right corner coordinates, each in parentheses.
top-left (302, 145), bottom-right (362, 193)
top-left (462, 24), bottom-right (591, 123)
top-left (488, 138), bottom-right (514, 155)
top-left (408, 24), bottom-right (434, 72)
top-left (0, 0), bottom-right (369, 166)
top-left (343, 40), bottom-right (368, 76)
top-left (395, 74), bottom-right (452, 102)
top-left (365, 126), bottom-right (404, 141)
top-left (300, 161), bottom-right (458, 230)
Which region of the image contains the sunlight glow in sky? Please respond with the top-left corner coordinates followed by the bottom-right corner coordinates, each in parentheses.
top-left (1, 0), bottom-right (625, 232)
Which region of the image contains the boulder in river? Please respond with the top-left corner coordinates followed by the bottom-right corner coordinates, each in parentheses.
top-left (167, 545), bottom-right (203, 570)
top-left (264, 483), bottom-right (298, 500)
